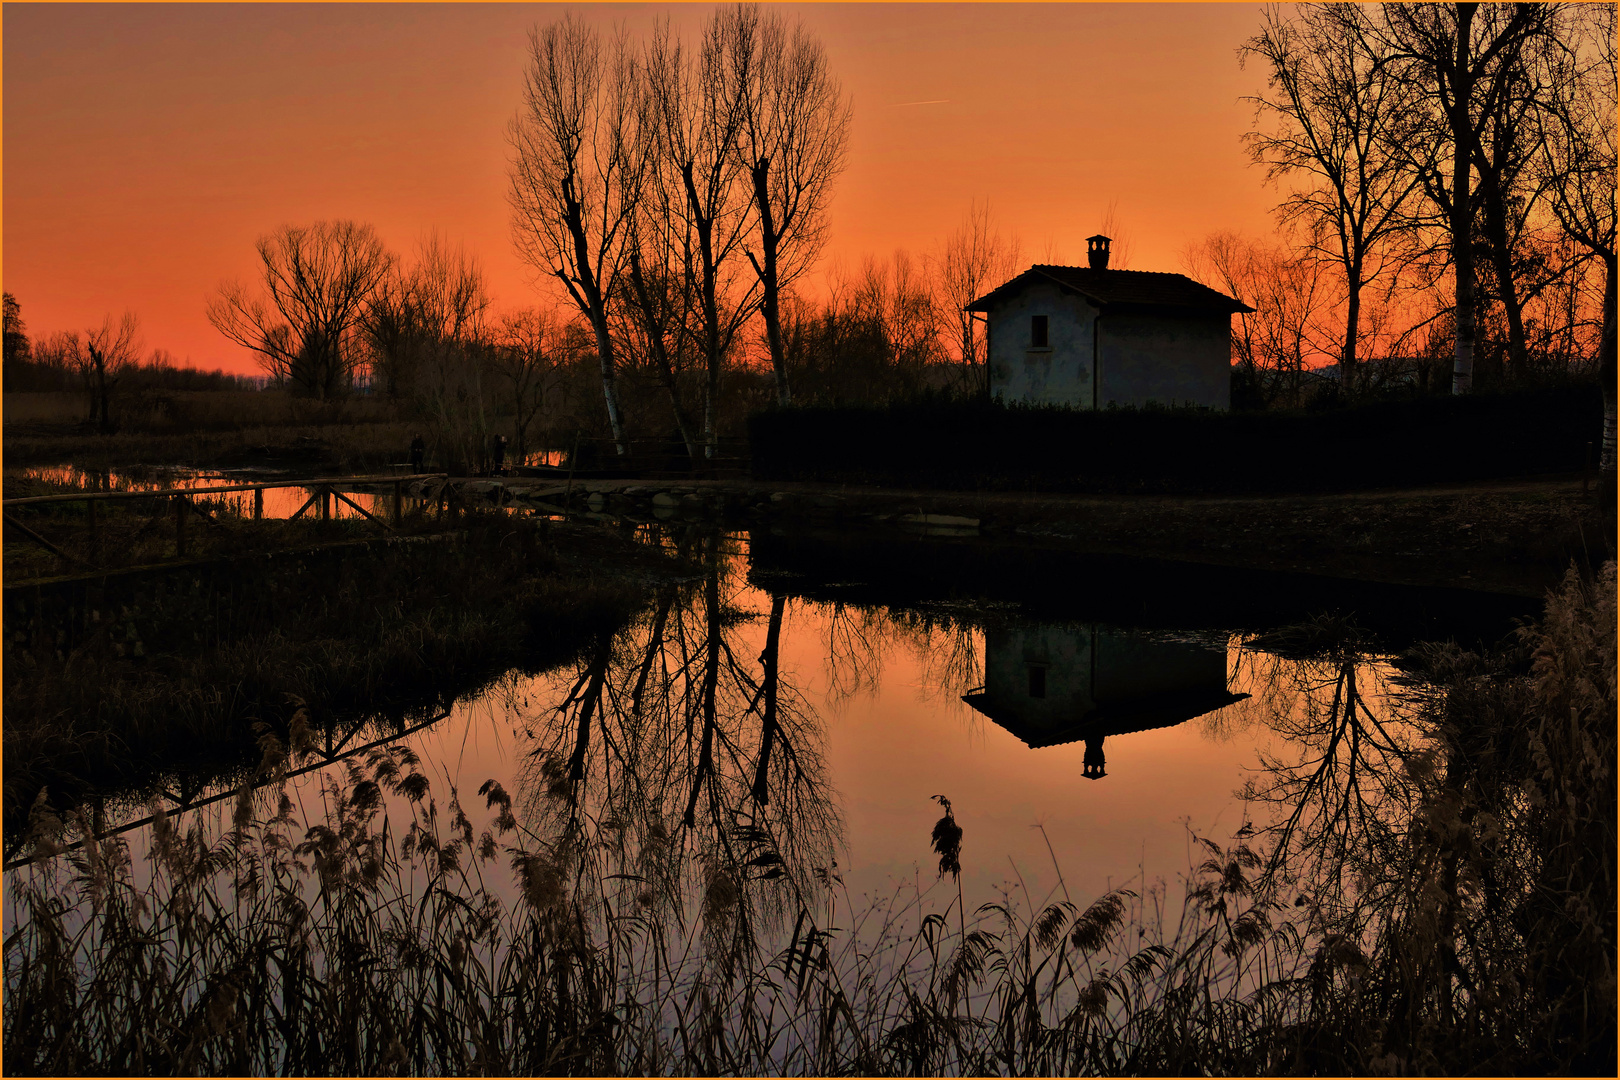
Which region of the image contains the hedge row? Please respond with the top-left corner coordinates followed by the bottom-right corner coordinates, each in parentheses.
top-left (747, 384), bottom-right (1603, 494)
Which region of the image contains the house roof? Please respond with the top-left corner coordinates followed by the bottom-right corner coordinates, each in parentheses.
top-left (960, 688), bottom-right (1251, 750)
top-left (966, 265), bottom-right (1255, 316)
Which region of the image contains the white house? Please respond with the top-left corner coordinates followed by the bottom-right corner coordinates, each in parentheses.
top-left (966, 236), bottom-right (1253, 410)
top-left (960, 623), bottom-right (1247, 779)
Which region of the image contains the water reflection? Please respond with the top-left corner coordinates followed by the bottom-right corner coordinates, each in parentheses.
top-left (963, 625), bottom-right (1248, 778)
top-left (1230, 618), bottom-right (1420, 921)
top-left (505, 534), bottom-right (840, 950)
top-left (8, 523), bottom-right (1527, 926)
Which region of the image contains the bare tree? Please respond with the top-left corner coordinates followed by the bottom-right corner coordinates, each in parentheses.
top-left (728, 3), bottom-right (852, 406)
top-left (1242, 4), bottom-right (1432, 395)
top-left (1098, 201), bottom-right (1134, 270)
top-left (1183, 231), bottom-right (1329, 406)
top-left (644, 13), bottom-right (759, 457)
top-left (383, 235), bottom-right (498, 473)
top-left (492, 307), bottom-right (572, 463)
top-left (1361, 3), bottom-right (1559, 395)
top-left (207, 220), bottom-right (392, 399)
top-left (932, 200), bottom-right (1023, 395)
top-left (509, 16), bottom-right (647, 455)
top-left (80, 312), bottom-right (142, 432)
top-left (1535, 3), bottom-right (1616, 483)
top-left (617, 225), bottom-right (703, 458)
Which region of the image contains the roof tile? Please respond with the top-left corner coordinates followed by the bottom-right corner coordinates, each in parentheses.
top-left (968, 264), bottom-right (1254, 314)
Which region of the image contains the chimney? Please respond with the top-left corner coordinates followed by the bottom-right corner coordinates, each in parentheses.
top-left (1086, 234), bottom-right (1112, 271)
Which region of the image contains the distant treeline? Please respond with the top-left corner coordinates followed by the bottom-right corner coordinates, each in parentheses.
top-left (3, 356), bottom-right (260, 395)
top-left (749, 383), bottom-right (1603, 494)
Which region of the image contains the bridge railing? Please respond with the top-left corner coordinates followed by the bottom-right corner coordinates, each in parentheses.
top-left (3, 473), bottom-right (448, 569)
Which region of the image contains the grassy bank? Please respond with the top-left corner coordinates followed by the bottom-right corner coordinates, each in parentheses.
top-left (749, 384), bottom-right (1604, 494)
top-left (5, 561), bottom-right (1611, 1075)
top-left (2, 512), bottom-right (669, 846)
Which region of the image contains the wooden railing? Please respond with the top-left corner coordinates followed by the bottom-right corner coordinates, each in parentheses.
top-left (3, 473), bottom-right (447, 568)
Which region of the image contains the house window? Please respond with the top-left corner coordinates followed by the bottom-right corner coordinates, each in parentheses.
top-left (1031, 315), bottom-right (1049, 348)
top-left (1027, 665), bottom-right (1047, 699)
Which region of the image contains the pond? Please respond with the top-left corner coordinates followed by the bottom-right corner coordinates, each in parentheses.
top-left (8, 524), bottom-right (1530, 905)
top-left (4, 521), bottom-right (1552, 1074)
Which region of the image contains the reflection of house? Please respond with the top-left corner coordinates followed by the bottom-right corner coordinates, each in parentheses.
top-left (961, 624), bottom-right (1247, 779)
top-left (966, 236), bottom-right (1253, 410)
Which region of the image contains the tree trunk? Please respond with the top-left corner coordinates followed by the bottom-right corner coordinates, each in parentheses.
top-left (1480, 169), bottom-right (1531, 386)
top-left (1451, 3), bottom-right (1476, 396)
top-left (1600, 253), bottom-right (1616, 503)
top-left (581, 308), bottom-right (625, 456)
top-left (750, 593), bottom-right (786, 805)
top-left (684, 543), bottom-right (722, 828)
top-left (559, 184), bottom-right (627, 455)
top-left (628, 249), bottom-right (700, 460)
top-left (751, 159), bottom-right (791, 407)
top-left (1342, 265), bottom-right (1362, 397)
top-left (682, 164), bottom-right (724, 460)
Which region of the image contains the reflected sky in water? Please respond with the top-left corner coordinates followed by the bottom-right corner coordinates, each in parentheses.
top-left (12, 528), bottom-right (1438, 932)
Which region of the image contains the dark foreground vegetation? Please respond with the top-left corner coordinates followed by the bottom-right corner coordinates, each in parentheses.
top-left (4, 556), bottom-right (1611, 1075)
top-left (2, 511), bottom-right (660, 851)
top-left (750, 384), bottom-right (1605, 495)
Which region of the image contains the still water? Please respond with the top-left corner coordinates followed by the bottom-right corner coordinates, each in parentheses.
top-left (10, 523), bottom-right (1528, 924)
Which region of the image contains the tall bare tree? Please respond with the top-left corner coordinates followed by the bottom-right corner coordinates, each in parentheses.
top-left (644, 14), bottom-right (759, 456)
top-left (207, 220), bottom-right (392, 399)
top-left (371, 235), bottom-right (497, 472)
top-left (81, 312), bottom-right (141, 432)
top-left (1183, 231), bottom-right (1329, 406)
top-left (1535, 4), bottom-right (1616, 485)
top-left (509, 16), bottom-right (647, 455)
top-left (492, 307), bottom-right (573, 463)
top-left (728, 4), bottom-right (851, 407)
top-left (932, 200), bottom-right (1022, 395)
top-left (1242, 4), bottom-right (1432, 395)
top-left (1359, 3), bottom-right (1559, 395)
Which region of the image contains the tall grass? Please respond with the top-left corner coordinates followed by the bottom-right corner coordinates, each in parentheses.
top-left (4, 562), bottom-right (1612, 1075)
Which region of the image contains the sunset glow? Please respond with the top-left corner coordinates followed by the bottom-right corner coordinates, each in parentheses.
top-left (4, 3), bottom-right (1280, 375)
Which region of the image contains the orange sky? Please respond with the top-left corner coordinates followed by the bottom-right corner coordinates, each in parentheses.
top-left (4, 3), bottom-right (1281, 376)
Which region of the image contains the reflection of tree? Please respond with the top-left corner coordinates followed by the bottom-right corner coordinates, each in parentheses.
top-left (822, 601), bottom-right (893, 705)
top-left (820, 602), bottom-right (981, 710)
top-left (512, 533), bottom-right (840, 973)
top-left (1235, 617), bottom-right (1419, 928)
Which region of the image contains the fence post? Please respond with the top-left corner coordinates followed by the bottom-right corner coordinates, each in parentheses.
top-left (254, 487), bottom-right (264, 520)
top-left (321, 486), bottom-right (331, 522)
top-left (393, 480), bottom-right (403, 525)
top-left (174, 495), bottom-right (188, 557)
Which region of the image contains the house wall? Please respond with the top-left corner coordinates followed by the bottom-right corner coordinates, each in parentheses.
top-left (986, 285), bottom-right (1232, 410)
top-left (980, 625), bottom-right (1229, 736)
top-left (982, 625), bottom-right (1096, 734)
top-left (1098, 313), bottom-right (1231, 410)
top-left (985, 282), bottom-right (1097, 407)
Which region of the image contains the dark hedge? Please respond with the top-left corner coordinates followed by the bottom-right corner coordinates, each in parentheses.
top-left (747, 384), bottom-right (1602, 494)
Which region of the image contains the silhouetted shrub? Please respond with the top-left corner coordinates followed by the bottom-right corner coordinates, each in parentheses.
top-left (748, 384), bottom-right (1602, 493)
